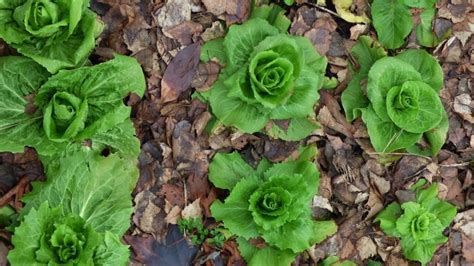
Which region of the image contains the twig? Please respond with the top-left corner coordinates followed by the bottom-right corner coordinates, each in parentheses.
top-left (439, 162), bottom-right (472, 168)
top-left (306, 2), bottom-right (341, 18)
top-left (367, 152), bottom-right (432, 160)
top-left (0, 176), bottom-right (29, 208)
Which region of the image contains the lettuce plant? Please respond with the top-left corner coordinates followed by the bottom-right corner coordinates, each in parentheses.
top-left (341, 36), bottom-right (448, 155)
top-left (200, 6), bottom-right (327, 141)
top-left (208, 147), bottom-right (337, 265)
top-left (8, 150), bottom-right (137, 265)
top-left (375, 183), bottom-right (457, 265)
top-left (0, 0), bottom-right (103, 73)
top-left (372, 0), bottom-right (440, 49)
top-left (0, 55), bottom-right (146, 158)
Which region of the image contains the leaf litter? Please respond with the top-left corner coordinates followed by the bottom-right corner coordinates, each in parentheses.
top-left (0, 0), bottom-right (472, 265)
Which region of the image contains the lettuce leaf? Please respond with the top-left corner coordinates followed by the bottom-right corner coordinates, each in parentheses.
top-left (0, 55), bottom-right (145, 158)
top-left (372, 0), bottom-right (413, 49)
top-left (8, 202), bottom-right (129, 265)
top-left (0, 0), bottom-right (104, 73)
top-left (375, 183), bottom-right (457, 264)
top-left (209, 147), bottom-right (336, 264)
top-left (341, 38), bottom-right (448, 155)
top-left (8, 149), bottom-right (136, 265)
top-left (200, 8), bottom-right (327, 141)
top-left (22, 150), bottom-right (138, 236)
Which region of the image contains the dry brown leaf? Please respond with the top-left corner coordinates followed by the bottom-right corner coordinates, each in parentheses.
top-left (181, 198), bottom-right (202, 219)
top-left (356, 236), bottom-right (377, 260)
top-left (164, 205), bottom-right (182, 224)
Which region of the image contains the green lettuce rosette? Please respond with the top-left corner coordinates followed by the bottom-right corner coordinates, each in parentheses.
top-left (375, 183), bottom-right (457, 264)
top-left (208, 147), bottom-right (337, 266)
top-left (200, 6), bottom-right (327, 141)
top-left (0, 0), bottom-right (103, 73)
top-left (0, 55), bottom-right (145, 158)
top-left (341, 37), bottom-right (448, 156)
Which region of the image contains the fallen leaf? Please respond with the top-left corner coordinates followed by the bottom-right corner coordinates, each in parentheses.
top-left (155, 0), bottom-right (192, 29)
top-left (165, 205), bottom-right (182, 224)
top-left (304, 17), bottom-right (337, 56)
top-left (181, 198), bottom-right (202, 220)
top-left (164, 21), bottom-right (203, 46)
top-left (334, 0), bottom-right (370, 24)
top-left (133, 191), bottom-right (163, 235)
top-left (161, 43), bottom-right (201, 102)
top-left (125, 225), bottom-right (198, 265)
top-left (350, 24), bottom-right (368, 40)
top-left (356, 236), bottom-right (377, 260)
top-left (312, 195), bottom-right (334, 212)
top-left (461, 232), bottom-right (474, 262)
top-left (454, 93), bottom-right (474, 123)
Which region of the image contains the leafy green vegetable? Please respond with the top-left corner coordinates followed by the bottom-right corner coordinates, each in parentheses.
top-left (0, 55), bottom-right (145, 158)
top-left (320, 256), bottom-right (356, 266)
top-left (371, 0), bottom-right (439, 49)
top-left (178, 218), bottom-right (228, 247)
top-left (8, 150), bottom-right (136, 265)
top-left (200, 6), bottom-right (327, 141)
top-left (375, 183), bottom-right (457, 265)
top-left (0, 0), bottom-right (104, 73)
top-left (341, 39), bottom-right (447, 155)
top-left (341, 36), bottom-right (386, 121)
top-left (22, 150), bottom-right (138, 235)
top-left (209, 146), bottom-right (337, 265)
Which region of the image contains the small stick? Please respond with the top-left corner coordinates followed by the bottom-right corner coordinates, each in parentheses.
top-left (0, 176), bottom-right (29, 208)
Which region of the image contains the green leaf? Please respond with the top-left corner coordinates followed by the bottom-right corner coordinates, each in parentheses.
top-left (426, 200), bottom-right (457, 228)
top-left (375, 202), bottom-right (402, 237)
top-left (367, 57), bottom-right (422, 121)
top-left (425, 111), bottom-right (449, 155)
top-left (200, 38), bottom-right (227, 65)
top-left (204, 18), bottom-right (326, 140)
top-left (270, 65), bottom-right (323, 119)
top-left (341, 74), bottom-right (369, 121)
top-left (396, 202), bottom-right (421, 236)
top-left (223, 18), bottom-right (279, 71)
top-left (264, 159), bottom-right (319, 198)
top-left (266, 117), bottom-right (319, 141)
top-left (350, 36), bottom-right (387, 75)
top-left (386, 81), bottom-right (443, 133)
top-left (250, 5), bottom-right (292, 33)
top-left (361, 106), bottom-right (422, 153)
top-left (400, 233), bottom-right (446, 265)
top-left (91, 119), bottom-right (141, 158)
top-left (320, 256), bottom-right (357, 266)
top-left (35, 54), bottom-right (146, 143)
top-left (395, 49), bottom-right (444, 91)
top-left (416, 183), bottom-right (438, 205)
top-left (2, 4), bottom-right (104, 73)
top-left (311, 220), bottom-right (338, 244)
top-left (209, 78), bottom-right (270, 133)
top-left (403, 0), bottom-right (436, 8)
top-left (22, 150), bottom-right (138, 236)
top-left (416, 8), bottom-right (438, 47)
top-left (341, 36), bottom-right (386, 121)
top-left (208, 152), bottom-right (255, 190)
top-left (8, 202), bottom-right (128, 265)
top-left (249, 182), bottom-right (294, 230)
top-left (261, 215), bottom-right (335, 253)
top-left (93, 231), bottom-right (130, 265)
top-left (237, 238), bottom-right (296, 266)
top-left (372, 0), bottom-right (413, 49)
top-left (0, 56), bottom-right (52, 153)
top-left (210, 176), bottom-right (261, 239)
